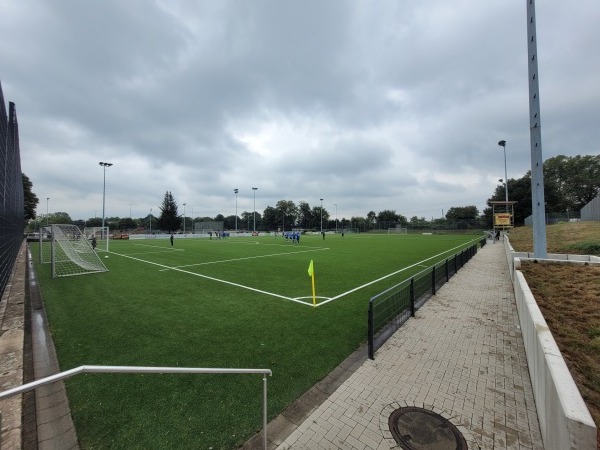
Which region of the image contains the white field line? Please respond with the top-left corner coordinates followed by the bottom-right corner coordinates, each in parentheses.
top-left (110, 237), bottom-right (480, 308)
top-left (126, 250), bottom-right (185, 255)
top-left (314, 238), bottom-right (480, 307)
top-left (108, 251), bottom-right (312, 307)
top-left (130, 243), bottom-right (179, 250)
top-left (168, 248), bottom-right (329, 270)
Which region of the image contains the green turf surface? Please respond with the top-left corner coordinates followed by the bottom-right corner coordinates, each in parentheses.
top-left (34, 231), bottom-right (481, 449)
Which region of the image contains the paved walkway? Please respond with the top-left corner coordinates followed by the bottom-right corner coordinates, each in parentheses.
top-left (273, 241), bottom-right (544, 449)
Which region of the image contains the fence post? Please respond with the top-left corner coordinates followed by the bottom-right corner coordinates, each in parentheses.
top-left (410, 278), bottom-right (415, 317)
top-left (431, 266), bottom-right (436, 295)
top-left (368, 302), bottom-right (374, 360)
top-left (445, 258), bottom-right (449, 282)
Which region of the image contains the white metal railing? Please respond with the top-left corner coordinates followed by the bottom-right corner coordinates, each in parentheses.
top-left (0, 365), bottom-right (272, 449)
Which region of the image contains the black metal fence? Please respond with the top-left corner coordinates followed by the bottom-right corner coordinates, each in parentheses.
top-left (0, 80), bottom-right (24, 300)
top-left (367, 237), bottom-right (486, 359)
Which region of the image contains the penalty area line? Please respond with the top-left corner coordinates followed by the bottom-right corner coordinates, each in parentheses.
top-left (107, 251), bottom-right (314, 307)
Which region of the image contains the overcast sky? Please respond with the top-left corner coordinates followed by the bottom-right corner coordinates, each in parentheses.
top-left (2, 1), bottom-right (599, 223)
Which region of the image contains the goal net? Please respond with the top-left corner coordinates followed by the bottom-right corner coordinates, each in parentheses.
top-left (387, 227), bottom-right (408, 234)
top-left (83, 227), bottom-right (110, 252)
top-left (47, 224), bottom-right (108, 278)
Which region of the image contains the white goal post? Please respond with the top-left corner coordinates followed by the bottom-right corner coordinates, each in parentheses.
top-left (45, 224), bottom-right (108, 278)
top-left (387, 227), bottom-right (408, 234)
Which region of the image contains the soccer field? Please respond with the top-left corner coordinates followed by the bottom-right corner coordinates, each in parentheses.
top-left (35, 232), bottom-right (481, 449)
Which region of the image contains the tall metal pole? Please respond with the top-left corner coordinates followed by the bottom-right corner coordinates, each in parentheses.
top-left (334, 203), bottom-right (338, 233)
top-left (320, 198), bottom-right (323, 232)
top-left (234, 189), bottom-right (239, 232)
top-left (183, 203), bottom-right (186, 234)
top-left (498, 140), bottom-right (508, 203)
top-left (252, 187), bottom-right (258, 232)
top-left (149, 208), bottom-right (152, 234)
top-left (46, 197), bottom-right (49, 225)
top-left (526, 0), bottom-right (547, 258)
top-left (99, 162), bottom-right (113, 229)
top-left (129, 203), bottom-right (132, 218)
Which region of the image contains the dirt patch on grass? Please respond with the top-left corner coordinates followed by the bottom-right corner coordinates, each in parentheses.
top-left (510, 222), bottom-right (600, 446)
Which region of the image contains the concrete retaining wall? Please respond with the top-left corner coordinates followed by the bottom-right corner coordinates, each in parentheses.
top-left (504, 237), bottom-right (597, 449)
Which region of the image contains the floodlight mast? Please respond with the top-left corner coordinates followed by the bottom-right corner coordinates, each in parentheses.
top-left (526, 0), bottom-right (547, 258)
top-left (99, 162), bottom-right (113, 229)
top-left (234, 189), bottom-right (239, 232)
top-left (320, 198), bottom-right (324, 232)
top-left (498, 140), bottom-right (508, 203)
top-left (252, 187), bottom-right (258, 232)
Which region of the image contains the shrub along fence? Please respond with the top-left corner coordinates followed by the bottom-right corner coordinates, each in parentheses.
top-left (367, 238), bottom-right (486, 359)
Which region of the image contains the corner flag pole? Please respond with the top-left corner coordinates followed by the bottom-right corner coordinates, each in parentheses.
top-left (308, 260), bottom-right (316, 306)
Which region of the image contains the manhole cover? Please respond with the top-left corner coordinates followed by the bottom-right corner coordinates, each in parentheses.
top-left (388, 406), bottom-right (468, 450)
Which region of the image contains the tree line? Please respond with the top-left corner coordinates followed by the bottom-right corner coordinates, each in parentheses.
top-left (23, 154), bottom-right (600, 232)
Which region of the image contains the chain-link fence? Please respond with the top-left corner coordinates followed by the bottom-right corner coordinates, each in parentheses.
top-left (0, 80), bottom-right (24, 299)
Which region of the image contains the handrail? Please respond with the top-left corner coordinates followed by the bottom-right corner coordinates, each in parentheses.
top-left (0, 365), bottom-right (272, 450)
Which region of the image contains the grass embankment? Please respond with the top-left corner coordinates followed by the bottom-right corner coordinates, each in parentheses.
top-left (509, 222), bottom-right (600, 447)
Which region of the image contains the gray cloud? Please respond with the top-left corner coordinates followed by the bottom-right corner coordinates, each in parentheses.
top-left (2, 0), bottom-right (599, 221)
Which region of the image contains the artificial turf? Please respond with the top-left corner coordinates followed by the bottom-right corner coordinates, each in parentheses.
top-left (33, 231), bottom-right (480, 449)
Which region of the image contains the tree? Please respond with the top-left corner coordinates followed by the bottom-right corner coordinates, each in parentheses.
top-left (311, 205), bottom-right (329, 230)
top-left (366, 211), bottom-right (376, 230)
top-left (22, 173), bottom-right (38, 221)
top-left (86, 217), bottom-right (103, 228)
top-left (445, 206), bottom-right (480, 228)
top-left (118, 218), bottom-right (137, 230)
top-left (298, 201), bottom-right (313, 229)
top-left (157, 191), bottom-right (180, 232)
top-left (48, 212), bottom-right (72, 224)
top-left (544, 154), bottom-right (600, 212)
top-left (262, 206), bottom-right (279, 231)
top-left (223, 215), bottom-right (238, 230)
top-left (275, 200), bottom-right (299, 230)
top-left (376, 210), bottom-right (407, 228)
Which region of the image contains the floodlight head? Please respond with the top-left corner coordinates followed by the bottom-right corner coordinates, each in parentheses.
top-left (498, 140), bottom-right (506, 148)
top-left (99, 162), bottom-right (113, 167)
top-left (234, 188), bottom-right (239, 194)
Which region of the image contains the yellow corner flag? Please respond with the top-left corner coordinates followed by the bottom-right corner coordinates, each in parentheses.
top-left (308, 260), bottom-right (316, 306)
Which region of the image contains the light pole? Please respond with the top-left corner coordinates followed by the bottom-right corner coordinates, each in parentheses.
top-left (149, 208), bottom-right (152, 234)
top-left (191, 207), bottom-right (194, 233)
top-left (498, 140), bottom-right (508, 202)
top-left (252, 187), bottom-right (258, 232)
top-left (99, 162), bottom-right (113, 229)
top-left (46, 197), bottom-right (49, 225)
top-left (129, 203), bottom-right (133, 218)
top-left (320, 198), bottom-right (324, 232)
top-left (183, 203), bottom-right (186, 234)
top-left (234, 189), bottom-right (239, 232)
top-left (334, 203), bottom-right (337, 234)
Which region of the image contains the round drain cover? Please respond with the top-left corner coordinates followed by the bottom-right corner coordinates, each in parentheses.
top-left (388, 406), bottom-right (468, 450)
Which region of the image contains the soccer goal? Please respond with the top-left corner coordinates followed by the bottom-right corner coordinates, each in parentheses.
top-left (45, 224), bottom-right (108, 278)
top-left (387, 227), bottom-right (408, 234)
top-left (83, 227), bottom-right (110, 252)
